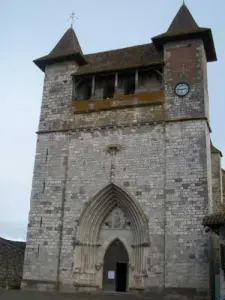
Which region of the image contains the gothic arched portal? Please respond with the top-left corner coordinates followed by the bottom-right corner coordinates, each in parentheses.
top-left (74, 183), bottom-right (150, 290)
top-left (102, 239), bottom-right (129, 292)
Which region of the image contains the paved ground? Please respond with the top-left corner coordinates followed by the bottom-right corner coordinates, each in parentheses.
top-left (0, 290), bottom-right (206, 300)
top-left (0, 291), bottom-right (151, 300)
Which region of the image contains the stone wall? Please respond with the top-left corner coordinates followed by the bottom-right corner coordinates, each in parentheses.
top-left (38, 61), bottom-right (78, 132)
top-left (218, 227), bottom-right (225, 298)
top-left (164, 121), bottom-right (210, 289)
top-left (0, 238), bottom-right (25, 290)
top-left (164, 39), bottom-right (208, 120)
top-left (22, 132), bottom-right (69, 289)
top-left (23, 37), bottom-right (212, 300)
top-left (210, 150), bottom-right (223, 300)
top-left (23, 121), bottom-right (211, 296)
top-left (163, 38), bottom-right (211, 296)
top-left (223, 170), bottom-right (225, 204)
top-left (22, 123), bottom-right (165, 291)
top-left (211, 152), bottom-right (223, 212)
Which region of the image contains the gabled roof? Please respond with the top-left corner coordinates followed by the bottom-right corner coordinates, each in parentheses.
top-left (73, 43), bottom-right (163, 76)
top-left (152, 4), bottom-right (217, 62)
top-left (34, 28), bottom-right (87, 72)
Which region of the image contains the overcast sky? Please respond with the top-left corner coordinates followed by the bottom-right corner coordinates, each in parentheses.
top-left (0, 0), bottom-right (224, 241)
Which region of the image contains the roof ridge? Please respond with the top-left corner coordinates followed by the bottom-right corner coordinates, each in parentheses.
top-left (0, 237), bottom-right (26, 252)
top-left (84, 42), bottom-right (153, 57)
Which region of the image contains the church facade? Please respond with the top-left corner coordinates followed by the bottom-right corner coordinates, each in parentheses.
top-left (22, 4), bottom-right (224, 299)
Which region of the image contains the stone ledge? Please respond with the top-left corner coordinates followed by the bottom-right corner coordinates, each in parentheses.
top-left (36, 116), bottom-right (209, 134)
top-left (74, 283), bottom-right (99, 288)
top-left (21, 279), bottom-right (58, 289)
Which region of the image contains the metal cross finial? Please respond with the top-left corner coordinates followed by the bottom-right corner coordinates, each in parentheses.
top-left (69, 11), bottom-right (78, 28)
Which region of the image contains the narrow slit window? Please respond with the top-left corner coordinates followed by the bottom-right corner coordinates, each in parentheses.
top-left (45, 149), bottom-right (48, 162)
top-left (42, 182), bottom-right (45, 193)
top-left (37, 244), bottom-right (40, 257)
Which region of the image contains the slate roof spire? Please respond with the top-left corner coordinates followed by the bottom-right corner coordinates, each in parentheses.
top-left (152, 3), bottom-right (217, 62)
top-left (49, 27), bottom-right (83, 57)
top-left (168, 3), bottom-right (199, 32)
top-left (34, 27), bottom-right (87, 72)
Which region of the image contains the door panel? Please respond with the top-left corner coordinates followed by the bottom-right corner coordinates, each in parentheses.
top-left (116, 262), bottom-right (127, 292)
top-left (102, 239), bottom-right (129, 291)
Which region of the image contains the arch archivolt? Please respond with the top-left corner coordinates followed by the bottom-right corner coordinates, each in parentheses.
top-left (99, 232), bottom-right (132, 267)
top-left (73, 183), bottom-right (150, 290)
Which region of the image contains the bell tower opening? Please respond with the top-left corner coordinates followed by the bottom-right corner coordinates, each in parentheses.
top-left (102, 239), bottom-right (129, 292)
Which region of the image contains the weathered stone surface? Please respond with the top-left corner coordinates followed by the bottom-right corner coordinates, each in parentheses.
top-left (22, 12), bottom-right (222, 300)
top-left (211, 151), bottom-right (223, 212)
top-left (0, 238), bottom-right (25, 290)
top-left (222, 170), bottom-right (225, 204)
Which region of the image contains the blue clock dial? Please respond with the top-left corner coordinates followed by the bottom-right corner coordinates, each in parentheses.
top-left (175, 83), bottom-right (190, 97)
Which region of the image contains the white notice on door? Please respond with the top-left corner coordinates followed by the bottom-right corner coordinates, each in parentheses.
top-left (108, 271), bottom-right (115, 279)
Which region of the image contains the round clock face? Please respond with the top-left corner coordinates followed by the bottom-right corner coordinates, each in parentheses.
top-left (175, 83), bottom-right (190, 97)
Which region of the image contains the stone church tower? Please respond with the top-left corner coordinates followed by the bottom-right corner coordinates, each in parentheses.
top-left (22, 4), bottom-right (223, 299)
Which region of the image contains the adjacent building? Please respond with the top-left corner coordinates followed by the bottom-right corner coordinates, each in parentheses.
top-left (0, 237), bottom-right (25, 290)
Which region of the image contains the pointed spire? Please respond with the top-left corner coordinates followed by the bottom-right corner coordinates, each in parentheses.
top-left (168, 3), bottom-right (199, 32)
top-left (34, 28), bottom-right (87, 72)
top-left (49, 27), bottom-right (83, 57)
top-left (152, 3), bottom-right (217, 62)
